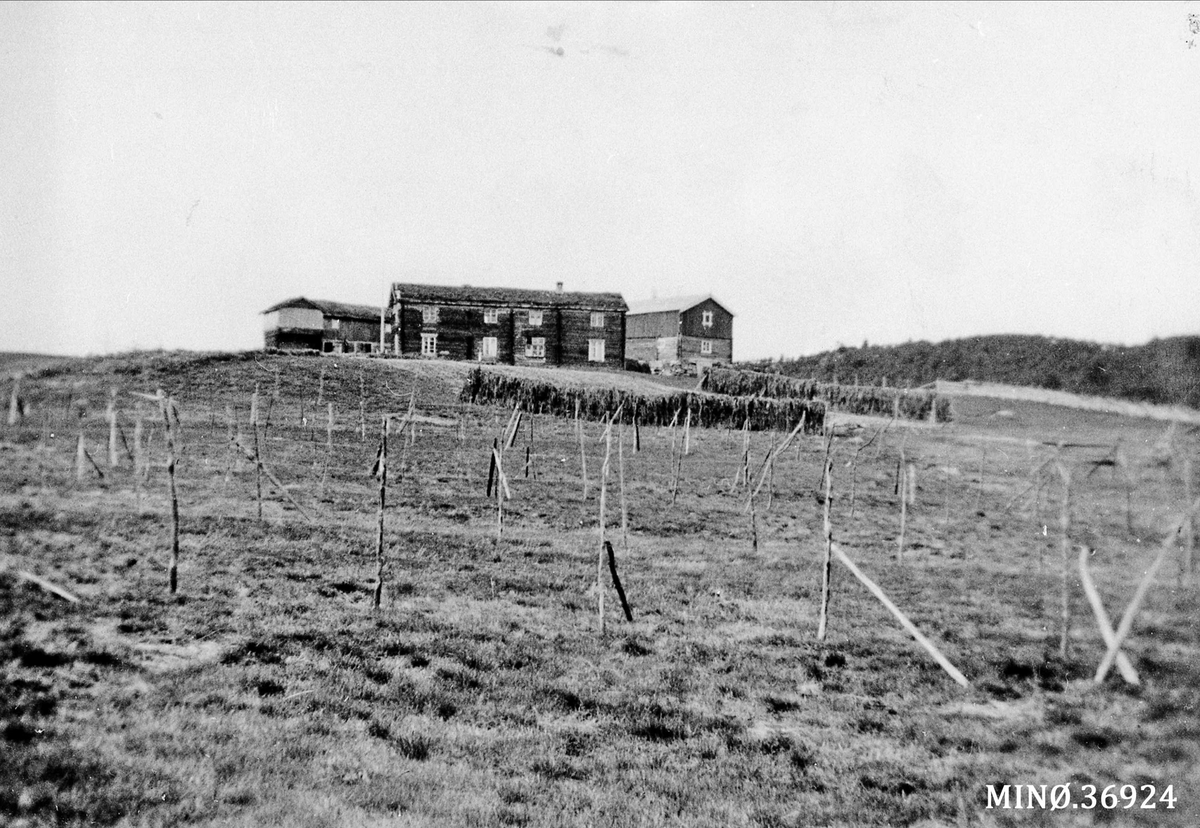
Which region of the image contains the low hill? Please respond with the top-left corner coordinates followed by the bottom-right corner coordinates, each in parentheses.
top-left (743, 334), bottom-right (1200, 408)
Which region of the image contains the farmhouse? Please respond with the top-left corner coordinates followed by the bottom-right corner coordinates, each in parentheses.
top-left (389, 282), bottom-right (627, 369)
top-left (625, 294), bottom-right (734, 375)
top-left (261, 297), bottom-right (384, 354)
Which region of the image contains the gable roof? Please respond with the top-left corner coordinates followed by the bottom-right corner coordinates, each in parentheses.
top-left (391, 283), bottom-right (627, 312)
top-left (262, 297), bottom-right (382, 321)
top-left (626, 294), bottom-right (735, 317)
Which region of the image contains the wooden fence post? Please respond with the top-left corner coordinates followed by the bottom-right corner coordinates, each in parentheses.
top-left (107, 389), bottom-right (120, 468)
top-left (374, 414), bottom-right (387, 609)
top-left (358, 369), bottom-right (367, 443)
top-left (975, 448), bottom-right (986, 513)
top-left (1182, 457), bottom-right (1194, 579)
top-left (156, 390), bottom-right (180, 595)
top-left (6, 374), bottom-right (21, 426)
top-left (493, 446), bottom-right (506, 543)
top-left (817, 456), bottom-right (834, 640)
top-left (1055, 460), bottom-right (1072, 658)
top-left (251, 386), bottom-right (263, 522)
top-left (598, 414), bottom-right (613, 632)
top-left (618, 418), bottom-right (629, 547)
top-left (576, 398), bottom-right (588, 501)
top-left (321, 402), bottom-right (334, 499)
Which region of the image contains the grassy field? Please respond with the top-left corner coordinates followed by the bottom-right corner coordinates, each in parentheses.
top-left (1, 351), bottom-right (1197, 827)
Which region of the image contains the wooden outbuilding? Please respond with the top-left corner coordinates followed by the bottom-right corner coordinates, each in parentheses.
top-left (625, 294), bottom-right (734, 375)
top-left (261, 297), bottom-right (384, 354)
top-left (389, 282), bottom-right (627, 369)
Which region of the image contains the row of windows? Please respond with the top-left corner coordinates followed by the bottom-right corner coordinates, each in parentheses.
top-left (322, 340), bottom-right (379, 354)
top-left (419, 334), bottom-right (605, 361)
top-left (419, 306), bottom-right (604, 328)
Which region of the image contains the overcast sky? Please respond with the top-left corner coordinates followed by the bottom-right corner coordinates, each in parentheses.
top-left (3, 1), bottom-right (1198, 360)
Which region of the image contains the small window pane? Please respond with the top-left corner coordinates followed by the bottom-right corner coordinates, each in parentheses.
top-left (484, 309), bottom-right (499, 324)
top-left (422, 306), bottom-right (439, 324)
top-left (528, 310), bottom-right (543, 327)
top-left (590, 312), bottom-right (604, 328)
top-left (526, 336), bottom-right (545, 359)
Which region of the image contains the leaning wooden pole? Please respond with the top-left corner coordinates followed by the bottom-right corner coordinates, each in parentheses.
top-left (157, 390), bottom-right (181, 595)
top-left (604, 541), bottom-right (634, 622)
top-left (1077, 546), bottom-right (1139, 685)
top-left (831, 541), bottom-right (970, 688)
top-left (1094, 494), bottom-right (1200, 683)
top-left (229, 440), bottom-right (316, 524)
top-left (373, 415), bottom-right (388, 609)
top-left (817, 456), bottom-right (834, 640)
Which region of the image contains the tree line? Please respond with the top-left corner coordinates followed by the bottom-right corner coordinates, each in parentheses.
top-left (742, 335), bottom-right (1200, 408)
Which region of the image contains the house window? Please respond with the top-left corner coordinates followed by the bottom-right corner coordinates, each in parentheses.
top-left (484, 308), bottom-right (499, 324)
top-left (526, 337), bottom-right (546, 359)
top-left (590, 312), bottom-right (605, 328)
top-left (528, 310), bottom-right (543, 327)
top-left (588, 338), bottom-right (606, 362)
top-left (482, 336), bottom-right (499, 359)
top-left (329, 318), bottom-right (341, 330)
top-left (422, 306), bottom-right (439, 324)
top-left (702, 310), bottom-right (713, 328)
top-left (421, 333), bottom-right (437, 356)
top-left (322, 341), bottom-right (335, 353)
top-left (700, 339), bottom-right (713, 355)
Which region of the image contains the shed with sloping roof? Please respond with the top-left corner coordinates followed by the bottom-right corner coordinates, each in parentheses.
top-left (625, 294), bottom-right (734, 375)
top-left (261, 297), bottom-right (384, 354)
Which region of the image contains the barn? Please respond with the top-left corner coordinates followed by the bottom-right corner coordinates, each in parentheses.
top-left (389, 282), bottom-right (627, 369)
top-left (625, 295), bottom-right (734, 375)
top-left (261, 297), bottom-right (384, 354)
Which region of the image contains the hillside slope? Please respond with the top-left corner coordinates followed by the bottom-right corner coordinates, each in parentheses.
top-left (744, 335), bottom-right (1200, 408)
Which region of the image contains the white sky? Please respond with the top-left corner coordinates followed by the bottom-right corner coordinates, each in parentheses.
top-left (2, 1), bottom-right (1198, 359)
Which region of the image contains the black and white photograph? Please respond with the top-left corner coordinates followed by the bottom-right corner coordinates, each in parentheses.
top-left (1, 2), bottom-right (1197, 825)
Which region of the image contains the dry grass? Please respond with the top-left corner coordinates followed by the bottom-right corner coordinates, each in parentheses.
top-left (1, 351), bottom-right (1197, 827)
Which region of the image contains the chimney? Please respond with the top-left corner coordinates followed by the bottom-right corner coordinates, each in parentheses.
top-left (555, 281), bottom-right (563, 293)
